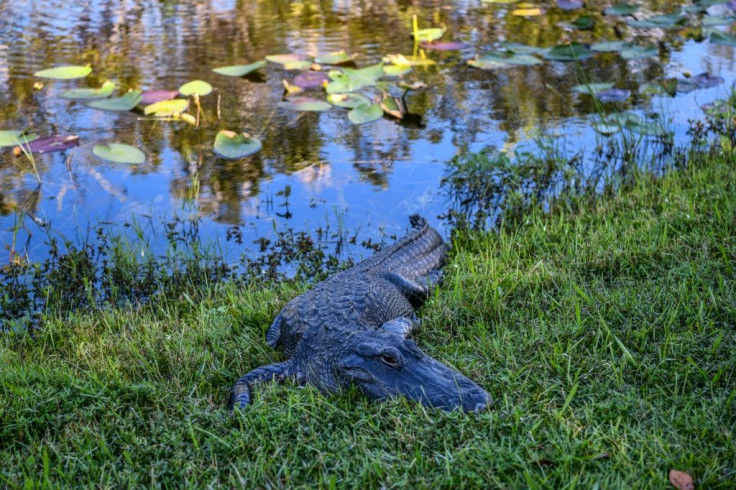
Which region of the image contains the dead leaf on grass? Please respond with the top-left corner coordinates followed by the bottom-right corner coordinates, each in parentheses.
top-left (669, 469), bottom-right (695, 490)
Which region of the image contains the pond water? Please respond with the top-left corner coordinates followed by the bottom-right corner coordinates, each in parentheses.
top-left (1, 0), bottom-right (735, 264)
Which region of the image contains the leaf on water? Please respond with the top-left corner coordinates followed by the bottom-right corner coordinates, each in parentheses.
top-left (627, 13), bottom-right (687, 29)
top-left (500, 42), bottom-right (549, 55)
top-left (383, 54), bottom-right (436, 67)
top-left (591, 41), bottom-right (633, 52)
top-left (266, 54), bottom-right (311, 66)
top-left (556, 0), bottom-right (583, 9)
top-left (596, 88), bottom-right (631, 102)
top-left (86, 90), bottom-right (143, 111)
top-left (326, 93), bottom-right (372, 109)
top-left (348, 103), bottom-right (383, 125)
top-left (692, 71), bottom-right (724, 88)
top-left (25, 135), bottom-right (80, 153)
top-left (468, 51), bottom-right (542, 68)
top-left (543, 42), bottom-right (593, 61)
top-left (382, 64), bottom-right (413, 77)
top-left (144, 99), bottom-right (189, 117)
top-left (0, 130), bottom-right (39, 148)
top-left (572, 82), bottom-right (614, 95)
top-left (512, 7), bottom-right (545, 16)
top-left (325, 63), bottom-right (384, 94)
top-left (92, 143), bottom-right (146, 164)
top-left (278, 97), bottom-right (332, 111)
top-left (703, 14), bottom-right (736, 26)
top-left (292, 71), bottom-right (330, 89)
top-left (60, 80), bottom-right (116, 100)
top-left (604, 3), bottom-right (639, 16)
top-left (34, 65), bottom-right (92, 80)
top-left (140, 90), bottom-right (180, 105)
top-left (380, 95), bottom-right (404, 119)
top-left (212, 60), bottom-right (267, 77)
top-left (179, 80), bottom-right (212, 96)
top-left (560, 15), bottom-right (594, 30)
top-left (709, 31), bottom-right (736, 46)
top-left (213, 130), bottom-right (262, 160)
top-left (314, 51), bottom-right (357, 65)
top-left (669, 470), bottom-right (695, 490)
top-left (412, 27), bottom-right (446, 42)
top-left (620, 45), bottom-right (658, 59)
top-left (419, 41), bottom-right (468, 51)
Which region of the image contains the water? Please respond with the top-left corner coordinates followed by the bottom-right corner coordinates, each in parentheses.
top-left (1, 0), bottom-right (734, 263)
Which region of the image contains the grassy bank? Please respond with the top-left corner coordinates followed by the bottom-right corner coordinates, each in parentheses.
top-left (2, 151), bottom-right (735, 487)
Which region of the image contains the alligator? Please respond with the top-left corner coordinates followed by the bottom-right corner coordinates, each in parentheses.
top-left (229, 215), bottom-right (492, 412)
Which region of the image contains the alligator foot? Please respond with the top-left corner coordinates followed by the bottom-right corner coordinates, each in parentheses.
top-left (380, 315), bottom-right (421, 338)
top-left (229, 360), bottom-right (299, 410)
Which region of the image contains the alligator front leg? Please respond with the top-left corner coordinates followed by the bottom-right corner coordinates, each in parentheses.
top-left (381, 270), bottom-right (444, 307)
top-left (380, 315), bottom-right (421, 338)
top-left (229, 360), bottom-right (301, 410)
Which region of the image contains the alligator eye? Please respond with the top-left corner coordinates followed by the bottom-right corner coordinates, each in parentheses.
top-left (380, 353), bottom-right (400, 368)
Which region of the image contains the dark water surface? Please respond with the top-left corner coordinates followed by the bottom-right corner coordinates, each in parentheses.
top-left (1, 0), bottom-right (734, 263)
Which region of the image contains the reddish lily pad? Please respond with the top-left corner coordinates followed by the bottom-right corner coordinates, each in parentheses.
top-left (25, 135), bottom-right (80, 153)
top-left (419, 41), bottom-right (469, 51)
top-left (557, 0), bottom-right (583, 9)
top-left (140, 90), bottom-right (179, 105)
top-left (293, 71), bottom-right (330, 89)
top-left (692, 72), bottom-right (724, 88)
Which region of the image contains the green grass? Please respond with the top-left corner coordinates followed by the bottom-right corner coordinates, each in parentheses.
top-left (2, 152), bottom-right (735, 487)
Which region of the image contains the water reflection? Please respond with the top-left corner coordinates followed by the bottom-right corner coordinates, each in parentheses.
top-left (0, 0), bottom-right (734, 262)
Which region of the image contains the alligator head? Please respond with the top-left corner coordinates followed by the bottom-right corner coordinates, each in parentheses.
top-left (301, 327), bottom-right (492, 412)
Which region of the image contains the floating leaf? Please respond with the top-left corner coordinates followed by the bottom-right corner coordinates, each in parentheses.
top-left (382, 64), bottom-right (413, 77)
top-left (543, 43), bottom-right (593, 61)
top-left (212, 60), bottom-right (267, 77)
top-left (561, 15), bottom-right (594, 30)
top-left (292, 71), bottom-right (330, 89)
top-left (140, 90), bottom-right (180, 105)
top-left (557, 0), bottom-right (584, 10)
top-left (0, 130), bottom-right (39, 148)
top-left (412, 28), bottom-right (446, 42)
top-left (278, 97), bottom-right (332, 111)
top-left (604, 3), bottom-right (639, 16)
top-left (572, 82), bottom-right (614, 95)
top-left (34, 65), bottom-right (92, 80)
top-left (266, 54), bottom-right (311, 66)
top-left (419, 41), bottom-right (468, 51)
top-left (380, 95), bottom-right (404, 119)
top-left (627, 13), bottom-right (687, 29)
top-left (86, 90), bottom-right (142, 111)
top-left (669, 470), bottom-right (695, 490)
top-left (314, 51), bottom-right (357, 65)
top-left (512, 7), bottom-right (544, 16)
top-left (692, 72), bottom-right (724, 88)
top-left (25, 135), bottom-right (80, 153)
top-left (348, 103), bottom-right (383, 124)
top-left (60, 80), bottom-right (116, 100)
top-left (596, 88), bottom-right (631, 102)
top-left (326, 64), bottom-right (384, 94)
top-left (327, 93), bottom-right (372, 109)
top-left (703, 14), bottom-right (736, 26)
top-left (92, 143), bottom-right (146, 164)
top-left (383, 54), bottom-right (436, 67)
top-left (213, 130), bottom-right (262, 159)
top-left (468, 51), bottom-right (542, 68)
top-left (591, 41), bottom-right (633, 52)
top-left (710, 31), bottom-right (736, 46)
top-left (500, 42), bottom-right (549, 54)
top-left (179, 80), bottom-right (212, 96)
top-left (144, 99), bottom-right (189, 117)
top-left (620, 45), bottom-right (658, 59)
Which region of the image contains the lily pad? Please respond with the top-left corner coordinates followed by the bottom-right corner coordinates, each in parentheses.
top-left (560, 15), bottom-right (594, 30)
top-left (314, 51), bottom-right (357, 65)
top-left (0, 130), bottom-right (39, 148)
top-left (326, 64), bottom-right (384, 94)
top-left (380, 95), bottom-right (404, 119)
top-left (34, 65), bottom-right (92, 80)
top-left (512, 7), bottom-right (544, 16)
top-left (627, 13), bottom-right (687, 29)
top-left (327, 93), bottom-right (372, 109)
top-left (604, 3), bottom-right (639, 16)
top-left (266, 54), bottom-right (311, 66)
top-left (543, 43), bottom-right (593, 61)
top-left (703, 14), bottom-right (736, 26)
top-left (213, 130), bottom-right (262, 159)
top-left (692, 72), bottom-right (724, 88)
top-left (26, 135), bottom-right (80, 153)
top-left (468, 51), bottom-right (542, 68)
top-left (278, 97), bottom-right (332, 111)
top-left (179, 80), bottom-right (212, 96)
top-left (419, 41), bottom-right (469, 51)
top-left (500, 42), bottom-right (549, 55)
top-left (572, 82), bottom-right (614, 95)
top-left (292, 71), bottom-right (330, 89)
top-left (596, 88), bottom-right (631, 102)
top-left (144, 99), bottom-right (189, 117)
top-left (557, 0), bottom-right (584, 10)
top-left (348, 103), bottom-right (383, 125)
top-left (382, 65), bottom-right (413, 77)
top-left (591, 41), bottom-right (633, 52)
top-left (212, 60), bottom-right (267, 77)
top-left (412, 28), bottom-right (446, 42)
top-left (140, 90), bottom-right (180, 105)
top-left (60, 80), bottom-right (116, 100)
top-left (620, 45), bottom-right (658, 59)
top-left (710, 31), bottom-right (736, 46)
top-left (86, 90), bottom-right (142, 111)
top-left (92, 143), bottom-right (146, 165)
top-left (383, 54), bottom-right (436, 67)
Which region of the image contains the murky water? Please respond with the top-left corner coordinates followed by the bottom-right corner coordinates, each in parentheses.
top-left (1, 0), bottom-right (734, 263)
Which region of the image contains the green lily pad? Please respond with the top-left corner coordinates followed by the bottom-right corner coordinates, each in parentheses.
top-left (591, 41), bottom-right (633, 52)
top-left (380, 95), bottom-right (404, 119)
top-left (213, 130), bottom-right (262, 159)
top-left (500, 42), bottom-right (549, 55)
top-left (348, 103), bottom-right (383, 125)
top-left (627, 13), bottom-right (687, 29)
top-left (34, 65), bottom-right (92, 80)
top-left (561, 15), bottom-right (594, 30)
top-left (383, 65), bottom-right (413, 77)
top-left (144, 99), bottom-right (189, 116)
top-left (543, 43), bottom-right (593, 61)
top-left (212, 60), bottom-right (267, 77)
top-left (468, 52), bottom-right (542, 68)
top-left (703, 15), bottom-right (736, 27)
top-left (572, 82), bottom-right (614, 95)
top-left (327, 93), bottom-right (372, 109)
top-left (92, 143), bottom-right (146, 165)
top-left (604, 3), bottom-right (639, 16)
top-left (620, 45), bottom-right (658, 60)
top-left (179, 80), bottom-right (212, 96)
top-left (0, 130), bottom-right (39, 148)
top-left (266, 54), bottom-right (311, 66)
top-left (314, 51), bottom-right (357, 65)
top-left (60, 80), bottom-right (116, 100)
top-left (86, 90), bottom-right (142, 111)
top-left (278, 97), bottom-right (332, 111)
top-left (412, 27), bottom-right (446, 42)
top-left (325, 64), bottom-right (384, 94)
top-left (710, 31), bottom-right (736, 46)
